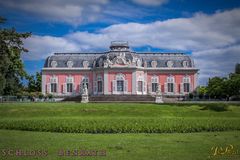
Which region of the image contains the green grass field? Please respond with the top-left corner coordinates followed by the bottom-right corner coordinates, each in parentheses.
top-left (0, 102), bottom-right (240, 159)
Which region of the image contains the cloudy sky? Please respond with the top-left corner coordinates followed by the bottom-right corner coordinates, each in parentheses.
top-left (1, 0), bottom-right (240, 85)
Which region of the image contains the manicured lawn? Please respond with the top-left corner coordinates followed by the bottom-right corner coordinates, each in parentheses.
top-left (0, 102), bottom-right (239, 159)
top-left (0, 103), bottom-right (239, 133)
top-left (0, 130), bottom-right (240, 160)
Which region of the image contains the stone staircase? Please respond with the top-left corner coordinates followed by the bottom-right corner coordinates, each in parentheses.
top-left (62, 95), bottom-right (82, 102)
top-left (62, 94), bottom-right (179, 103)
top-left (62, 94), bottom-right (155, 102)
top-left (89, 95), bottom-right (155, 102)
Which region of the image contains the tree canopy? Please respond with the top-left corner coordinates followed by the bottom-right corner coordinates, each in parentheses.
top-left (204, 66), bottom-right (240, 99)
top-left (235, 63), bottom-right (240, 74)
top-left (0, 17), bottom-right (31, 95)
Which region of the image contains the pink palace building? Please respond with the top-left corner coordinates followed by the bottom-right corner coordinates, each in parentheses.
top-left (42, 41), bottom-right (199, 97)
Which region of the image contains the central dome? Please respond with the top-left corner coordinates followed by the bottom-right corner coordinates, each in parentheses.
top-left (109, 41), bottom-right (130, 51)
top-left (94, 41), bottom-right (143, 68)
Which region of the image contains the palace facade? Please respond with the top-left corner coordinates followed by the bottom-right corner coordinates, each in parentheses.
top-left (42, 41), bottom-right (198, 97)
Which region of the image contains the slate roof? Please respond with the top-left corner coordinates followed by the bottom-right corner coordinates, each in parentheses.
top-left (138, 52), bottom-right (194, 68)
top-left (43, 42), bottom-right (195, 68)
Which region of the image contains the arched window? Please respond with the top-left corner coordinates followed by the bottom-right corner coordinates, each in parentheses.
top-left (97, 75), bottom-right (103, 92)
top-left (181, 76), bottom-right (191, 93)
top-left (116, 74), bottom-right (125, 92)
top-left (165, 75), bottom-right (175, 93)
top-left (112, 73), bottom-right (128, 94)
top-left (151, 75), bottom-right (159, 92)
top-left (137, 76), bottom-right (144, 92)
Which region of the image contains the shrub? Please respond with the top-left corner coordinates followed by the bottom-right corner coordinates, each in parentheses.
top-left (38, 93), bottom-right (44, 99)
top-left (200, 103), bottom-right (229, 112)
top-left (47, 94), bottom-right (53, 99)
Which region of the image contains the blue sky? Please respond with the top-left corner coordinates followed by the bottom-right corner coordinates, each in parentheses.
top-left (1, 0), bottom-right (240, 85)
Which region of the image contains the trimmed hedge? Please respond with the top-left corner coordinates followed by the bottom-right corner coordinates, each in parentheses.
top-left (0, 117), bottom-right (239, 133)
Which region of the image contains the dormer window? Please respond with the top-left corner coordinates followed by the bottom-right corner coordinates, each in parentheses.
top-left (182, 61), bottom-right (188, 68)
top-left (67, 61), bottom-right (73, 68)
top-left (51, 61), bottom-right (57, 68)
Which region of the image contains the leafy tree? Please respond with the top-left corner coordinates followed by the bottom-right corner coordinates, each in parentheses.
top-left (0, 17), bottom-right (31, 95)
top-left (26, 75), bottom-right (36, 92)
top-left (35, 72), bottom-right (42, 91)
top-left (235, 63), bottom-right (240, 74)
top-left (227, 73), bottom-right (240, 97)
top-left (197, 86), bottom-right (207, 99)
top-left (207, 77), bottom-right (226, 99)
top-left (26, 72), bottom-right (41, 92)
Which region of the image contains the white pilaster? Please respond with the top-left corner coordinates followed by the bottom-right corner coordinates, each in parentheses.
top-left (104, 70), bottom-right (109, 95)
top-left (194, 73), bottom-right (198, 90)
top-left (132, 70), bottom-right (136, 94)
top-left (144, 71), bottom-right (147, 95)
top-left (93, 72), bottom-right (96, 95)
top-left (42, 74), bottom-right (46, 95)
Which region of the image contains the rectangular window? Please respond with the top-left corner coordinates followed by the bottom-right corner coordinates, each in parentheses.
top-left (138, 81), bottom-right (143, 92)
top-left (51, 83), bottom-right (57, 93)
top-left (117, 80), bottom-right (124, 92)
top-left (97, 81), bottom-right (103, 92)
top-left (168, 83), bottom-right (174, 92)
top-left (152, 83), bottom-right (158, 92)
top-left (67, 83), bottom-right (73, 92)
top-left (184, 83), bottom-right (190, 92)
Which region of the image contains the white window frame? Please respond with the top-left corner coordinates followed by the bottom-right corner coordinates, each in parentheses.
top-left (136, 75), bottom-right (145, 95)
top-left (97, 75), bottom-right (103, 94)
top-left (112, 73), bottom-right (128, 94)
top-left (150, 75), bottom-right (159, 93)
top-left (48, 76), bottom-right (58, 95)
top-left (164, 75), bottom-right (176, 95)
top-left (181, 75), bottom-right (191, 94)
top-left (63, 76), bottom-right (74, 95)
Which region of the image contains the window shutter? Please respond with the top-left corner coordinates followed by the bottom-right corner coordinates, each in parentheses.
top-left (94, 81), bottom-right (97, 93)
top-left (180, 83), bottom-right (184, 93)
top-left (174, 83), bottom-right (177, 93)
top-left (143, 81), bottom-right (146, 92)
top-left (136, 81), bottom-right (138, 92)
top-left (189, 83), bottom-right (192, 92)
top-left (88, 83), bottom-right (91, 93)
top-left (124, 80), bottom-right (128, 93)
top-left (112, 80), bottom-right (116, 92)
top-left (63, 83), bottom-right (67, 94)
top-left (47, 83), bottom-right (51, 93)
top-left (72, 83), bottom-right (75, 94)
top-left (101, 81), bottom-right (104, 93)
top-left (164, 82), bottom-right (167, 93)
top-left (56, 83), bottom-right (59, 93)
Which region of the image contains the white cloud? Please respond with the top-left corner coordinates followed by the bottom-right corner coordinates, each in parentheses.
top-left (192, 45), bottom-right (240, 85)
top-left (0, 0), bottom-right (153, 25)
top-left (0, 0), bottom-right (108, 25)
top-left (22, 35), bottom-right (80, 60)
top-left (132, 0), bottom-right (168, 6)
top-left (23, 8), bottom-right (240, 85)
